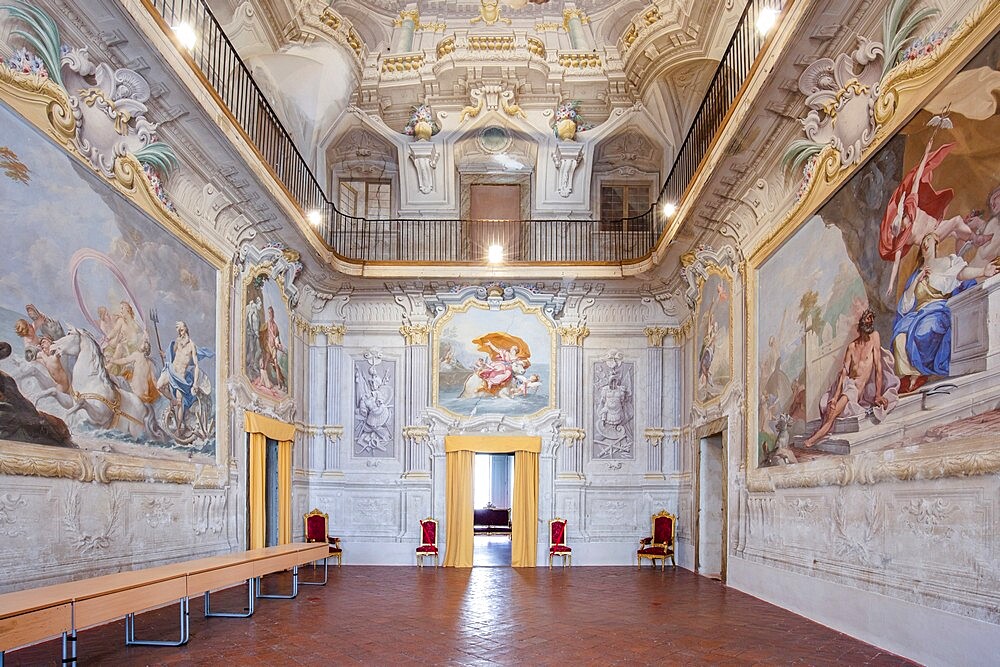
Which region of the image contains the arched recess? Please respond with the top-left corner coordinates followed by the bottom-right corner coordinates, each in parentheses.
top-left (325, 126), bottom-right (400, 218)
top-left (591, 127), bottom-right (665, 227)
top-left (453, 113), bottom-right (540, 221)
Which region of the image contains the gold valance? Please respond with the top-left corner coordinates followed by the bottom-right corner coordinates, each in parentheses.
top-left (244, 411), bottom-right (296, 441)
top-left (444, 435), bottom-right (541, 453)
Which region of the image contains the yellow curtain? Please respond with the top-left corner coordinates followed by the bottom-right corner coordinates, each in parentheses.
top-left (245, 411), bottom-right (296, 549)
top-left (248, 432), bottom-right (267, 550)
top-left (278, 440), bottom-right (292, 545)
top-left (443, 449), bottom-right (474, 567)
top-left (511, 450), bottom-right (539, 568)
top-left (443, 435), bottom-right (541, 568)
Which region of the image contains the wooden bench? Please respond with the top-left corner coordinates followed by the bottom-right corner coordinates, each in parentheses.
top-left (0, 542), bottom-right (329, 665)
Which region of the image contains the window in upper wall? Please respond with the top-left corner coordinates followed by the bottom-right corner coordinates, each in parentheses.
top-left (338, 179), bottom-right (392, 219)
top-left (599, 183), bottom-right (652, 231)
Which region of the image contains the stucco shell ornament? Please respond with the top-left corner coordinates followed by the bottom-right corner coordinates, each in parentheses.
top-left (798, 37), bottom-right (884, 168)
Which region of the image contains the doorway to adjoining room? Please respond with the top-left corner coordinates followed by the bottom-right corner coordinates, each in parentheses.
top-left (696, 432), bottom-right (726, 581)
top-left (473, 453), bottom-right (513, 567)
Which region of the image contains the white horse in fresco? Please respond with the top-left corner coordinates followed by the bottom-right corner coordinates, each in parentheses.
top-left (35, 326), bottom-right (168, 441)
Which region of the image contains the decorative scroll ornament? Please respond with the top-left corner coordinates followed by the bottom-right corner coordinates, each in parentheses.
top-left (552, 142), bottom-right (584, 197)
top-left (680, 244), bottom-right (739, 312)
top-left (471, 0), bottom-right (511, 26)
top-left (238, 243), bottom-right (304, 307)
top-left (782, 0), bottom-right (941, 179)
top-left (408, 141), bottom-right (438, 194)
top-left (459, 85), bottom-right (527, 122)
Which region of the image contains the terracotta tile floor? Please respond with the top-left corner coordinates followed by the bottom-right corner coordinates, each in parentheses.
top-left (474, 535), bottom-right (512, 566)
top-left (5, 567), bottom-right (917, 666)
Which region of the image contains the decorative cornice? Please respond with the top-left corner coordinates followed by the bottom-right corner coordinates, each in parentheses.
top-left (400, 323), bottom-right (431, 346)
top-left (556, 323), bottom-right (589, 346)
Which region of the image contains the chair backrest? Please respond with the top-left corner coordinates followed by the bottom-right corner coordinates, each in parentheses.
top-left (304, 508), bottom-right (329, 543)
top-left (419, 518), bottom-right (438, 547)
top-left (651, 510), bottom-right (676, 547)
top-left (550, 518), bottom-right (567, 547)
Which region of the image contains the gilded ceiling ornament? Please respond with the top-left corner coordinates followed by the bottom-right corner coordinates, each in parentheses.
top-left (471, 0), bottom-right (511, 26)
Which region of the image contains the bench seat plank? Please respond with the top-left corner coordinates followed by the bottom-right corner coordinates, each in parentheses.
top-left (0, 602), bottom-right (72, 653)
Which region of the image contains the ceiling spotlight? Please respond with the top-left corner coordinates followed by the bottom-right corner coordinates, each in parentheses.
top-left (173, 22), bottom-right (197, 51)
top-left (306, 209), bottom-right (323, 226)
top-left (661, 201), bottom-right (678, 218)
top-left (756, 7), bottom-right (780, 36)
top-left (487, 244), bottom-right (504, 264)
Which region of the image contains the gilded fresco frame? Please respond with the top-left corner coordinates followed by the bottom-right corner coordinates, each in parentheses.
top-left (692, 264), bottom-right (736, 410)
top-left (744, 2), bottom-right (1000, 492)
top-left (0, 66), bottom-right (232, 488)
top-left (239, 265), bottom-right (294, 404)
top-left (431, 298), bottom-right (557, 419)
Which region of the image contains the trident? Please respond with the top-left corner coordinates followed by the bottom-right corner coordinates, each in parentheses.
top-left (149, 308), bottom-right (166, 363)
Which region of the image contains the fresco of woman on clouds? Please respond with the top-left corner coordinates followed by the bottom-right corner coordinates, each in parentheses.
top-left (0, 101), bottom-right (218, 458)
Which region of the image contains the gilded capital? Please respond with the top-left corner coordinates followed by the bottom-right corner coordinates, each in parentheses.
top-left (643, 427), bottom-right (666, 447)
top-left (644, 326), bottom-right (669, 347)
top-left (323, 425), bottom-right (344, 444)
top-left (556, 323), bottom-right (589, 346)
top-left (402, 424), bottom-right (431, 442)
top-left (558, 427), bottom-right (586, 446)
top-left (394, 9), bottom-right (420, 26)
top-left (400, 323), bottom-right (430, 346)
top-left (563, 8), bottom-right (589, 29)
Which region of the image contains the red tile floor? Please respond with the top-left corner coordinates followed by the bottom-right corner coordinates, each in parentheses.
top-left (5, 566), bottom-right (916, 666)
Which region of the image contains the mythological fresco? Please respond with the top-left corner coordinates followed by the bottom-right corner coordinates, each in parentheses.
top-left (0, 101), bottom-right (218, 458)
top-left (243, 272), bottom-right (290, 399)
top-left (695, 271), bottom-right (732, 404)
top-left (757, 33), bottom-right (1000, 467)
top-left (434, 300), bottom-right (553, 417)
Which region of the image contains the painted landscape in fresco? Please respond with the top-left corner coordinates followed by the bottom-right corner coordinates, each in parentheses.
top-left (0, 101), bottom-right (218, 459)
top-left (243, 273), bottom-right (290, 400)
top-left (695, 271), bottom-right (732, 404)
top-left (435, 302), bottom-right (552, 417)
top-left (757, 35), bottom-right (1000, 467)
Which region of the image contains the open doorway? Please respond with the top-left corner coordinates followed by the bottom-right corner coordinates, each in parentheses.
top-left (473, 453), bottom-right (513, 566)
top-left (696, 432), bottom-right (726, 581)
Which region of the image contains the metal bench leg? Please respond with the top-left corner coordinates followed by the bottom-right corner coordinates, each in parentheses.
top-left (300, 557), bottom-right (328, 585)
top-left (63, 629), bottom-right (77, 665)
top-left (204, 579), bottom-right (255, 618)
top-left (124, 597), bottom-right (190, 647)
top-left (255, 566), bottom-right (299, 599)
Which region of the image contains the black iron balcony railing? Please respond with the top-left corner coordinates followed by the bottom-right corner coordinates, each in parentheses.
top-left (143, 0), bottom-right (782, 265)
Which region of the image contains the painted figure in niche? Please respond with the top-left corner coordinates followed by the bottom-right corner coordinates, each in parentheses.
top-left (243, 274), bottom-right (289, 397)
top-left (593, 351), bottom-right (634, 459)
top-left (156, 321), bottom-right (213, 441)
top-left (802, 309), bottom-right (899, 447)
top-left (354, 349), bottom-right (394, 455)
top-left (891, 233), bottom-right (999, 393)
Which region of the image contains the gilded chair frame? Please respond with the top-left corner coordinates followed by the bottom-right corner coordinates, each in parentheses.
top-left (637, 510), bottom-right (677, 571)
top-left (548, 517), bottom-right (572, 568)
top-left (302, 508), bottom-right (342, 586)
top-left (417, 517), bottom-right (440, 567)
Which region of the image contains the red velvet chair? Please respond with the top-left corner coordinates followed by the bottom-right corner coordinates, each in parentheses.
top-left (416, 518), bottom-right (439, 567)
top-left (637, 510), bottom-right (676, 570)
top-left (302, 508), bottom-right (342, 585)
top-left (548, 518), bottom-right (572, 567)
